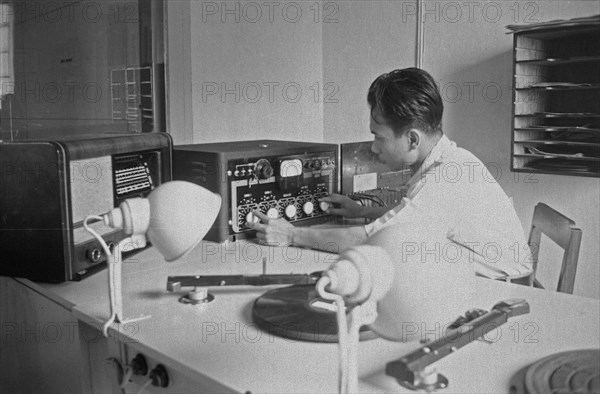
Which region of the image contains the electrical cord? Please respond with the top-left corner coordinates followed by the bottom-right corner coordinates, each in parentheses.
top-left (83, 215), bottom-right (118, 337)
top-left (317, 277), bottom-right (380, 394)
top-left (136, 379), bottom-right (152, 394)
top-left (317, 277), bottom-right (348, 393)
top-left (348, 193), bottom-right (386, 207)
top-left (120, 366), bottom-right (133, 389)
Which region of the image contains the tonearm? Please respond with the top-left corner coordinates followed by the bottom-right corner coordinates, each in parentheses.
top-left (385, 299), bottom-right (530, 391)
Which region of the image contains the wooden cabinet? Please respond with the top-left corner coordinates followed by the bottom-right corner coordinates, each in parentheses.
top-left (509, 18), bottom-right (600, 177)
top-left (0, 277), bottom-right (85, 393)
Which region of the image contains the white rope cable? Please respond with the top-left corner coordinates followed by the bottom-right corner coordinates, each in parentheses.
top-left (317, 269), bottom-right (381, 394)
top-left (120, 366), bottom-right (133, 389)
top-left (83, 215), bottom-right (117, 337)
top-left (317, 277), bottom-right (348, 393)
top-left (347, 300), bottom-right (378, 393)
top-left (318, 277), bottom-right (379, 394)
top-left (347, 308), bottom-right (362, 393)
top-left (136, 379), bottom-right (152, 394)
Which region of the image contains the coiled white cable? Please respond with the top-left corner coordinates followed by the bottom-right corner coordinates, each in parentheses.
top-left (317, 277), bottom-right (379, 394)
top-left (317, 276), bottom-right (348, 393)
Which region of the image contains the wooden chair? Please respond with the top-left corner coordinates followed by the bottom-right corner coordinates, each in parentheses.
top-left (527, 203), bottom-right (582, 294)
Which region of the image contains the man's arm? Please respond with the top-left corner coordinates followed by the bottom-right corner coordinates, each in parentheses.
top-left (246, 211), bottom-right (368, 252)
top-left (290, 225), bottom-right (368, 252)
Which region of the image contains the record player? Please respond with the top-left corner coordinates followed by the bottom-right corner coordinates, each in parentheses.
top-left (164, 249), bottom-right (537, 393)
top-left (36, 237), bottom-right (599, 394)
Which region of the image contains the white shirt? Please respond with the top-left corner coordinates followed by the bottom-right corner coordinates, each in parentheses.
top-left (365, 135), bottom-right (533, 279)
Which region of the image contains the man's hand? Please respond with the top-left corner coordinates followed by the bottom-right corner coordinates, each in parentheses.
top-left (319, 193), bottom-right (365, 218)
top-left (246, 211), bottom-right (295, 246)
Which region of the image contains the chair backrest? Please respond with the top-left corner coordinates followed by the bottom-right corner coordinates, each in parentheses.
top-left (528, 203), bottom-right (582, 294)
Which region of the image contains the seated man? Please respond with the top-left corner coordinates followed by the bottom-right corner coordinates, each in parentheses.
top-left (248, 68), bottom-right (532, 279)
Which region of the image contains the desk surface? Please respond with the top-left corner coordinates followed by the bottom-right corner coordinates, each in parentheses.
top-left (28, 241), bottom-right (600, 393)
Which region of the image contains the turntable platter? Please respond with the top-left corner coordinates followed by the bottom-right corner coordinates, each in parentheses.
top-left (522, 349), bottom-right (600, 394)
top-left (252, 285), bottom-right (377, 343)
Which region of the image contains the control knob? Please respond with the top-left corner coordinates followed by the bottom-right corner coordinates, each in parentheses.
top-left (284, 204), bottom-right (297, 219)
top-left (303, 201), bottom-right (314, 215)
top-left (86, 247), bottom-right (102, 264)
top-left (246, 212), bottom-right (260, 224)
top-left (255, 159), bottom-right (274, 180)
top-left (267, 207), bottom-right (279, 219)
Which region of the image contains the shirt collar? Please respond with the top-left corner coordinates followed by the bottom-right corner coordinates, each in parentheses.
top-left (406, 134), bottom-right (455, 186)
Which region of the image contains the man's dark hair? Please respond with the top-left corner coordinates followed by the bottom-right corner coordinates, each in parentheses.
top-left (367, 68), bottom-right (443, 135)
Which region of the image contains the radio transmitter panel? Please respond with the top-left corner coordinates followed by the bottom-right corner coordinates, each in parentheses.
top-left (0, 133), bottom-right (172, 282)
top-left (173, 140), bottom-right (338, 243)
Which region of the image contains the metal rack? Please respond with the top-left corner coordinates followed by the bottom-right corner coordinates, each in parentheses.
top-left (509, 19), bottom-right (600, 177)
top-left (111, 65), bottom-right (154, 133)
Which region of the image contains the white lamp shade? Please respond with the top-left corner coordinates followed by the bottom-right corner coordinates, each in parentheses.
top-left (146, 181), bottom-right (221, 261)
top-left (364, 225), bottom-right (476, 342)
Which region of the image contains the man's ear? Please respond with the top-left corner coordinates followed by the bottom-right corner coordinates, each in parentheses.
top-left (405, 129), bottom-right (421, 151)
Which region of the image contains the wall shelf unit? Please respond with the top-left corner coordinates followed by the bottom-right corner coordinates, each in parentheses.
top-left (111, 64), bottom-right (165, 133)
top-left (509, 18), bottom-right (600, 177)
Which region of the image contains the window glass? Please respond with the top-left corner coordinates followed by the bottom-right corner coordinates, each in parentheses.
top-left (0, 0), bottom-right (164, 140)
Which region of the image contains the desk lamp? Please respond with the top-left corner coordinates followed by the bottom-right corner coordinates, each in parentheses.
top-left (316, 225), bottom-right (477, 393)
top-left (84, 181), bottom-right (221, 336)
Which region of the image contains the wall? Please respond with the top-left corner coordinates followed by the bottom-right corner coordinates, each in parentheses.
top-left (167, 0), bottom-right (599, 298)
top-left (168, 0), bottom-right (416, 145)
top-left (165, 0), bottom-right (193, 143)
top-left (186, 1), bottom-right (324, 144)
top-left (167, 0), bottom-right (418, 145)
top-left (322, 1), bottom-right (417, 144)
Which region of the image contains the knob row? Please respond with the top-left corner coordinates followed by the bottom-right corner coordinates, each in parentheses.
top-left (244, 201), bottom-right (330, 223)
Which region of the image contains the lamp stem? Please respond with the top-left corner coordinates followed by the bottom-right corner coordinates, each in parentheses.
top-left (103, 239), bottom-right (123, 337)
top-left (100, 237), bottom-right (151, 337)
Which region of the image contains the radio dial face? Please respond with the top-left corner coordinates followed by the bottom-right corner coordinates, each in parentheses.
top-left (303, 201), bottom-right (314, 215)
top-left (255, 159), bottom-right (274, 180)
top-left (284, 204), bottom-right (297, 219)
